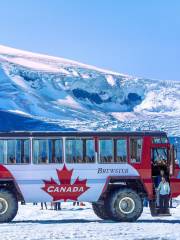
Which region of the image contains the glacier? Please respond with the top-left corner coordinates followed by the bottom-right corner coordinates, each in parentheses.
top-left (0, 45), bottom-right (179, 138)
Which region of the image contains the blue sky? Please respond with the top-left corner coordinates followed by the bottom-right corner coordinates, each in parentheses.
top-left (0, 0), bottom-right (180, 80)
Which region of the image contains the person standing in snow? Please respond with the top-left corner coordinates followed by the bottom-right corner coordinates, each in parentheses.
top-left (73, 201), bottom-right (80, 206)
top-left (54, 202), bottom-right (61, 210)
top-left (156, 169), bottom-right (167, 207)
top-left (73, 201), bottom-right (85, 207)
top-left (157, 176), bottom-right (170, 214)
top-left (41, 202), bottom-right (47, 210)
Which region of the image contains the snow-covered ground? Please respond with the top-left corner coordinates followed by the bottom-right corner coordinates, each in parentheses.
top-left (1, 203), bottom-right (180, 240)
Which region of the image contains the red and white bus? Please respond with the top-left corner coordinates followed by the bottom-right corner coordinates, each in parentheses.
top-left (0, 131), bottom-right (179, 222)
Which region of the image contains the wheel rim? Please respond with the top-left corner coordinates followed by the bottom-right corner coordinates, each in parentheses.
top-left (119, 197), bottom-right (135, 214)
top-left (0, 198), bottom-right (8, 215)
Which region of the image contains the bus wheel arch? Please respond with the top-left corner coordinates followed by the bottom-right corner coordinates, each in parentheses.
top-left (0, 180), bottom-right (24, 202)
top-left (92, 202), bottom-right (110, 220)
top-left (100, 178), bottom-right (148, 201)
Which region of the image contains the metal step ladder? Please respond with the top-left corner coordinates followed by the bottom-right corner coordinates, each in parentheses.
top-left (149, 200), bottom-right (171, 217)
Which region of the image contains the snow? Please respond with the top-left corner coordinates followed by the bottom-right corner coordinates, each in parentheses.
top-left (55, 96), bottom-right (83, 110)
top-left (1, 203), bottom-right (180, 240)
top-left (0, 45), bottom-right (123, 76)
top-left (8, 109), bottom-right (32, 117)
top-left (106, 75), bottom-right (116, 87)
top-left (0, 56), bottom-right (66, 73)
top-left (0, 44), bottom-right (180, 138)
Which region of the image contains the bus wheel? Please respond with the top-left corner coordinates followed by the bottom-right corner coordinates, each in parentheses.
top-left (0, 189), bottom-right (18, 223)
top-left (92, 202), bottom-right (110, 220)
top-left (107, 188), bottom-right (143, 222)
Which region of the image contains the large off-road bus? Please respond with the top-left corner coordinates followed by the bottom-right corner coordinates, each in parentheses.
top-left (0, 131), bottom-right (179, 222)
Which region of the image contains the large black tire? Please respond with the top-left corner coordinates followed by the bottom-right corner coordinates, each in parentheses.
top-left (0, 189), bottom-right (18, 223)
top-left (92, 202), bottom-right (110, 220)
top-left (106, 188), bottom-right (143, 222)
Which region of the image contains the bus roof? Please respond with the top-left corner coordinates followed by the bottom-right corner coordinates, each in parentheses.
top-left (0, 131), bottom-right (167, 138)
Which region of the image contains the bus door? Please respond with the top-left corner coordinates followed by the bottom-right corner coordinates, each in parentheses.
top-left (129, 137), bottom-right (155, 199)
top-left (168, 145), bottom-right (180, 198)
top-left (151, 145), bottom-right (169, 189)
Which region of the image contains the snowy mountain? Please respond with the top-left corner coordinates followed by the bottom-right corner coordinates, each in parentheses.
top-left (0, 45), bottom-right (180, 137)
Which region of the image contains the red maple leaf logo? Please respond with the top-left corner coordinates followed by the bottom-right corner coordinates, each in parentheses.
top-left (42, 165), bottom-right (90, 201)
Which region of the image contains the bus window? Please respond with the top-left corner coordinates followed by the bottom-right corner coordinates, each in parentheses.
top-left (7, 140), bottom-right (16, 164)
top-left (116, 139), bottom-right (127, 163)
top-left (0, 139), bottom-right (30, 164)
top-left (33, 139), bottom-right (63, 164)
top-left (151, 148), bottom-right (168, 179)
top-left (152, 148), bottom-right (167, 165)
top-left (49, 139), bottom-right (63, 163)
top-left (99, 139), bottom-right (113, 163)
top-left (66, 139), bottom-right (83, 163)
top-left (24, 140), bottom-right (30, 163)
top-left (33, 139), bottom-right (49, 164)
top-left (84, 139), bottom-right (95, 163)
top-left (130, 138), bottom-right (142, 163)
top-left (0, 140), bottom-right (6, 164)
top-left (65, 138), bottom-right (95, 163)
top-left (152, 137), bottom-right (168, 144)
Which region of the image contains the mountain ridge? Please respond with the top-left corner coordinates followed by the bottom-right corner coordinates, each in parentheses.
top-left (0, 45), bottom-right (179, 136)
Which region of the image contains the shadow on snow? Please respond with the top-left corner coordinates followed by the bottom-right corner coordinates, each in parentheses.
top-left (10, 218), bottom-right (180, 224)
